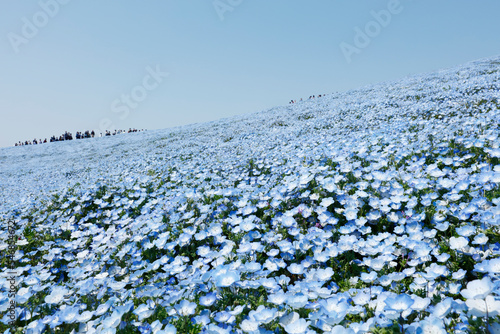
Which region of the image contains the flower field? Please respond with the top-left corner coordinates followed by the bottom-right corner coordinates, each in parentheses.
top-left (1, 57), bottom-right (500, 333)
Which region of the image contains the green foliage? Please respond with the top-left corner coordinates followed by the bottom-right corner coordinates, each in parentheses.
top-left (371, 323), bottom-right (402, 334)
top-left (171, 317), bottom-right (203, 334)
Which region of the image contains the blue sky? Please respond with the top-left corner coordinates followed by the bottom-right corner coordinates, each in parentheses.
top-left (1, 0), bottom-right (500, 147)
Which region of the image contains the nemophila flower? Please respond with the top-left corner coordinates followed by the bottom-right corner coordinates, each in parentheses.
top-left (241, 220), bottom-right (257, 232)
top-left (214, 271), bottom-right (240, 287)
top-left (360, 271), bottom-right (377, 284)
top-left (138, 322), bottom-right (153, 334)
top-left (159, 323), bottom-right (177, 334)
top-left (175, 300), bottom-right (197, 317)
top-left (435, 253), bottom-right (450, 263)
top-left (95, 300), bottom-right (114, 316)
top-left (438, 178), bottom-right (457, 189)
top-left (432, 297), bottom-right (453, 318)
top-left (415, 316), bottom-right (446, 334)
top-left (315, 267), bottom-right (334, 281)
top-left (329, 325), bottom-right (355, 334)
top-left (354, 216), bottom-right (367, 227)
top-left (244, 261), bottom-right (262, 273)
top-left (248, 230), bottom-right (262, 240)
top-left (44, 286), bottom-right (69, 304)
top-left (193, 311), bottom-right (211, 327)
top-left (384, 293), bottom-right (414, 312)
top-left (116, 301), bottom-right (134, 316)
top-left (275, 275), bottom-right (290, 287)
top-left (424, 229), bottom-right (437, 239)
top-left (25, 319), bottom-right (46, 334)
top-left (102, 310), bottom-right (123, 328)
top-left (24, 276), bottom-right (41, 286)
top-left (462, 204), bottom-right (478, 217)
top-left (473, 233), bottom-right (489, 245)
top-left (349, 304), bottom-right (364, 316)
top-left (178, 232), bottom-right (192, 245)
top-left (491, 172), bottom-right (500, 183)
top-left (284, 317), bottom-right (310, 334)
top-left (350, 320), bottom-right (374, 333)
top-left (278, 240), bottom-right (293, 253)
top-left (59, 305), bottom-right (80, 323)
top-left (448, 282), bottom-right (462, 294)
top-left (248, 305), bottom-right (278, 324)
top-left (394, 225), bottom-right (405, 234)
top-left (411, 295), bottom-right (430, 311)
top-left (318, 298), bottom-right (348, 323)
top-left (483, 258), bottom-right (500, 274)
top-left (456, 225), bottom-right (476, 237)
top-left (109, 280), bottom-right (128, 291)
top-left (200, 292), bottom-right (217, 306)
top-left (208, 223), bottom-right (223, 237)
top-left (466, 295), bottom-right (500, 317)
top-left (434, 221), bottom-right (449, 232)
top-left (352, 292), bottom-right (370, 306)
top-left (16, 287), bottom-right (33, 304)
top-left (452, 269), bottom-right (467, 280)
top-left (425, 263), bottom-right (449, 279)
top-left (368, 258), bottom-right (385, 271)
top-left (449, 236), bottom-right (469, 250)
top-left (312, 250), bottom-right (329, 262)
top-left (195, 230), bottom-right (208, 241)
top-left (288, 263), bottom-right (304, 275)
top-left (404, 267), bottom-right (416, 277)
top-left (240, 319), bottom-right (259, 333)
top-left (268, 291), bottom-right (287, 305)
top-left (344, 208), bottom-right (358, 221)
top-left (320, 198), bottom-right (335, 208)
top-left (488, 148), bottom-right (500, 158)
top-left (205, 323), bottom-right (232, 334)
top-left (282, 216), bottom-right (297, 228)
top-left (214, 311), bottom-right (235, 324)
top-left (261, 278), bottom-right (280, 290)
top-left (366, 210), bottom-right (382, 221)
top-left (242, 205), bottom-right (257, 216)
top-left (133, 303), bottom-right (154, 321)
top-left (77, 310), bottom-right (94, 323)
top-left (263, 258), bottom-right (279, 272)
top-left (312, 286), bottom-right (332, 298)
top-left (277, 311), bottom-right (299, 328)
top-left (266, 248), bottom-right (279, 257)
top-left (461, 277), bottom-right (494, 300)
top-left (287, 293), bottom-right (309, 308)
top-left (389, 272), bottom-right (406, 282)
top-left (474, 261), bottom-right (489, 273)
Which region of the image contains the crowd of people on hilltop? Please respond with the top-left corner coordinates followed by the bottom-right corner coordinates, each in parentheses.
top-left (14, 128), bottom-right (144, 147)
top-left (289, 94), bottom-right (326, 104)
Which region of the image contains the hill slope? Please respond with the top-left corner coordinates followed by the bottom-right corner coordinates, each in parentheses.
top-left (1, 56), bottom-right (500, 333)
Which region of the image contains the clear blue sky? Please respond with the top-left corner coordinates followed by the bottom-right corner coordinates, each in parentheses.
top-left (1, 0), bottom-right (500, 147)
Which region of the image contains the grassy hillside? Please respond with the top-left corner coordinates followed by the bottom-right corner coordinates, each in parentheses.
top-left (1, 56), bottom-right (500, 333)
